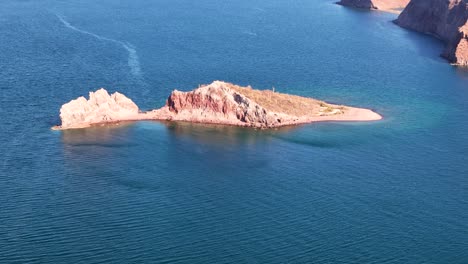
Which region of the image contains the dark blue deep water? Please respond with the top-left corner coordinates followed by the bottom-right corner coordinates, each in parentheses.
top-left (1, 0), bottom-right (467, 263)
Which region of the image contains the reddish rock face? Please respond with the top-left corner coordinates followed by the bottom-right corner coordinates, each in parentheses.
top-left (164, 82), bottom-right (278, 127)
top-left (396, 0), bottom-right (468, 66)
top-left (167, 86), bottom-right (235, 115)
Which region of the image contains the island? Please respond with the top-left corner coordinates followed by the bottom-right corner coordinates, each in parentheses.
top-left (337, 0), bottom-right (410, 13)
top-left (52, 81), bottom-right (382, 130)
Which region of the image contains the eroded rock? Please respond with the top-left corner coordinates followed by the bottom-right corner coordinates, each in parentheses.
top-left (58, 89), bottom-right (139, 129)
top-left (164, 81), bottom-right (283, 127)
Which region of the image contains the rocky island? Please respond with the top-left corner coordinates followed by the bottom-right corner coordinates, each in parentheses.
top-left (337, 0), bottom-right (409, 13)
top-left (53, 81), bottom-right (382, 130)
top-left (395, 0), bottom-right (468, 66)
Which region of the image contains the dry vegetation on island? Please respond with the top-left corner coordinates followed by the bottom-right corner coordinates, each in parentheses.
top-left (227, 83), bottom-right (345, 117)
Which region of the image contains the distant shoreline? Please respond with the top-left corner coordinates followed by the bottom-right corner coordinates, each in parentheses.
top-left (336, 0), bottom-right (409, 14)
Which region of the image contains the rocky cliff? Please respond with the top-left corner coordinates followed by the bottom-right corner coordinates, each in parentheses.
top-left (338, 0), bottom-right (409, 13)
top-left (395, 0), bottom-right (468, 66)
top-left (162, 81), bottom-right (301, 127)
top-left (54, 81), bottom-right (382, 130)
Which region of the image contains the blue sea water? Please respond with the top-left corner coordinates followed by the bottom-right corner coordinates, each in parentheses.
top-left (1, 0), bottom-right (467, 263)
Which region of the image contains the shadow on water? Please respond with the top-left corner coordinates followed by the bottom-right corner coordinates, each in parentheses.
top-left (396, 25), bottom-right (447, 63)
top-left (341, 5), bottom-right (446, 63)
top-left (159, 120), bottom-right (300, 146)
top-left (161, 120), bottom-right (382, 150)
top-left (60, 122), bottom-right (138, 149)
top-left (58, 123), bottom-right (141, 179)
top-left (57, 117), bottom-right (389, 163)
top-left (455, 67), bottom-right (468, 80)
top-left (58, 119), bottom-right (383, 152)
top-left (58, 122), bottom-right (164, 193)
top-left (271, 122), bottom-right (378, 149)
top-left (59, 120), bottom-right (299, 148)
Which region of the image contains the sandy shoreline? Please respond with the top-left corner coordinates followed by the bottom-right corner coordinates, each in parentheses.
top-left (378, 8), bottom-right (403, 14)
top-left (336, 0), bottom-right (408, 14)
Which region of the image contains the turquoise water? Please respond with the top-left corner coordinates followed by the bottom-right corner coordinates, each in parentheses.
top-left (1, 0), bottom-right (467, 263)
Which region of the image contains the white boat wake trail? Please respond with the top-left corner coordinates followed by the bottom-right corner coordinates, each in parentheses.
top-left (56, 14), bottom-right (143, 80)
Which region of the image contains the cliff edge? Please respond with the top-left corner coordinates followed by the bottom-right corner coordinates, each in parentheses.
top-left (395, 0), bottom-right (468, 66)
top-left (53, 81), bottom-right (382, 130)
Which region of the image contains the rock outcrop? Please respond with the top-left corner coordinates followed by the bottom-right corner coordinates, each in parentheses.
top-left (162, 82), bottom-right (289, 127)
top-left (395, 0), bottom-right (468, 66)
top-left (58, 88), bottom-right (140, 129)
top-left (53, 81), bottom-right (382, 130)
top-left (338, 0), bottom-right (409, 13)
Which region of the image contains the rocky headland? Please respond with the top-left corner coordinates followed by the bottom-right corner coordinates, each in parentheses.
top-left (337, 0), bottom-right (410, 13)
top-left (53, 81), bottom-right (382, 130)
top-left (395, 0), bottom-right (468, 66)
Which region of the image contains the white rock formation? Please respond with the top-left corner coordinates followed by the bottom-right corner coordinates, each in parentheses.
top-left (59, 89), bottom-right (139, 128)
